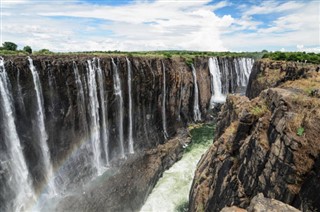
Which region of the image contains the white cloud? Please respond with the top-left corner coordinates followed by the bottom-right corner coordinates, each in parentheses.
top-left (1, 0), bottom-right (232, 51)
top-left (222, 0), bottom-right (320, 52)
top-left (0, 0), bottom-right (319, 52)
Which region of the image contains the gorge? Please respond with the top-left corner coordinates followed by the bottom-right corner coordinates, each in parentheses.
top-left (0, 55), bottom-right (253, 211)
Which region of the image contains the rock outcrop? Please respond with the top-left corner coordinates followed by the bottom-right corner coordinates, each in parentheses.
top-left (221, 193), bottom-right (300, 212)
top-left (189, 59), bottom-right (320, 211)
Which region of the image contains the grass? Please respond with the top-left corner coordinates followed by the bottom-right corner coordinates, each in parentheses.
top-left (250, 103), bottom-right (268, 118)
top-left (297, 127), bottom-right (305, 136)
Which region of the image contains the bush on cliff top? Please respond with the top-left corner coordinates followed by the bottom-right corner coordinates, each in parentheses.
top-left (262, 51), bottom-right (320, 64)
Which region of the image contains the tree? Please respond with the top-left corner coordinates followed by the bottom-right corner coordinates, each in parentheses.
top-left (23, 46), bottom-right (32, 54)
top-left (37, 49), bottom-right (52, 54)
top-left (2, 42), bottom-right (17, 51)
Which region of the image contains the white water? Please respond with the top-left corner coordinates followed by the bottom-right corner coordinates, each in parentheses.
top-left (0, 58), bottom-right (35, 211)
top-left (209, 57), bottom-right (226, 105)
top-left (73, 62), bottom-right (89, 137)
top-left (28, 57), bottom-right (56, 195)
top-left (111, 58), bottom-right (125, 158)
top-left (191, 64), bottom-right (201, 122)
top-left (87, 59), bottom-right (104, 175)
top-left (239, 58), bottom-right (254, 86)
top-left (161, 62), bottom-right (169, 139)
top-left (126, 58), bottom-right (134, 154)
top-left (140, 128), bottom-right (212, 212)
top-left (96, 59), bottom-right (110, 165)
top-left (17, 69), bottom-right (26, 114)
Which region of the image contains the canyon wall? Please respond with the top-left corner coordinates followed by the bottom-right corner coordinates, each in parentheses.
top-left (189, 59), bottom-right (320, 211)
top-left (0, 55), bottom-right (253, 211)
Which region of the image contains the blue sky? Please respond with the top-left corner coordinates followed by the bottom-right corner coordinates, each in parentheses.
top-left (1, 0), bottom-right (319, 52)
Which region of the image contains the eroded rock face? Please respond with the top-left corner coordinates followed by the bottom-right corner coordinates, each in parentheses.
top-left (0, 55), bottom-right (253, 211)
top-left (189, 59), bottom-right (320, 212)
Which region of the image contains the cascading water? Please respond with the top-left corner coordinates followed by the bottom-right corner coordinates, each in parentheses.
top-left (238, 58), bottom-right (254, 86)
top-left (126, 58), bottom-right (134, 154)
top-left (17, 69), bottom-right (26, 114)
top-left (111, 58), bottom-right (125, 158)
top-left (191, 64), bottom-right (201, 122)
top-left (209, 57), bottom-right (225, 105)
top-left (96, 59), bottom-right (110, 165)
top-left (0, 58), bottom-right (35, 212)
top-left (28, 57), bottom-right (56, 195)
top-left (161, 61), bottom-right (169, 139)
top-left (73, 62), bottom-right (89, 137)
top-left (141, 124), bottom-right (214, 212)
top-left (87, 59), bottom-right (104, 175)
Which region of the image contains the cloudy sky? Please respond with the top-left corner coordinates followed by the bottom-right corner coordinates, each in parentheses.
top-left (1, 0), bottom-right (319, 52)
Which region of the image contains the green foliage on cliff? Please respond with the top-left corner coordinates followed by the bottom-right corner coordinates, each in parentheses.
top-left (262, 51), bottom-right (320, 64)
top-left (23, 46), bottom-right (32, 54)
top-left (297, 127), bottom-right (305, 136)
top-left (2, 42), bottom-right (18, 51)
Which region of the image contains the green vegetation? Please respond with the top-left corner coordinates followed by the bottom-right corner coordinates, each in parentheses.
top-left (34, 49), bottom-right (53, 55)
top-left (297, 127), bottom-right (305, 136)
top-left (0, 41), bottom-right (34, 55)
top-left (23, 46), bottom-right (32, 54)
top-left (262, 51), bottom-right (320, 64)
top-left (175, 200), bottom-right (188, 212)
top-left (250, 104), bottom-right (268, 117)
top-left (0, 47), bottom-right (265, 60)
top-left (2, 42), bottom-right (18, 51)
top-left (185, 123), bottom-right (214, 153)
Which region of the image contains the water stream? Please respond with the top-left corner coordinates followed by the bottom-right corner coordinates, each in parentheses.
top-left (126, 58), bottom-right (134, 154)
top-left (141, 124), bottom-right (214, 212)
top-left (28, 57), bottom-right (56, 195)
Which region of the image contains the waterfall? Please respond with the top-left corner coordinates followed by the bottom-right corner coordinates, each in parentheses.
top-left (161, 61), bottom-right (169, 139)
top-left (27, 57), bottom-right (56, 195)
top-left (191, 64), bottom-right (201, 122)
top-left (17, 69), bottom-right (26, 114)
top-left (87, 59), bottom-right (104, 175)
top-left (95, 59), bottom-right (109, 164)
top-left (126, 58), bottom-right (134, 154)
top-left (0, 58), bottom-right (35, 211)
top-left (111, 58), bottom-right (125, 158)
top-left (209, 57), bottom-right (225, 106)
top-left (73, 62), bottom-right (89, 137)
top-left (239, 58), bottom-right (254, 86)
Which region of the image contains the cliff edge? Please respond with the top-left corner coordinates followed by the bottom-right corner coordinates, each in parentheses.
top-left (189, 59), bottom-right (320, 211)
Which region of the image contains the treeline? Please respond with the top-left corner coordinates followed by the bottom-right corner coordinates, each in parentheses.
top-left (262, 51), bottom-right (320, 64)
top-left (0, 41), bottom-right (55, 55)
top-left (79, 50), bottom-right (264, 59)
top-left (0, 41), bottom-right (32, 55)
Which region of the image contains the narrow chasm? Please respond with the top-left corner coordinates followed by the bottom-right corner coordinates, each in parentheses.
top-left (141, 124), bottom-right (215, 212)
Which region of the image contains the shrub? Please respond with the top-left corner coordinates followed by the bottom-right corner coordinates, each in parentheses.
top-left (23, 46), bottom-right (32, 54)
top-left (297, 127), bottom-right (304, 136)
top-left (2, 41), bottom-right (17, 51)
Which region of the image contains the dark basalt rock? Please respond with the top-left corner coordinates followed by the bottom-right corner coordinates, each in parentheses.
top-left (189, 59), bottom-right (320, 212)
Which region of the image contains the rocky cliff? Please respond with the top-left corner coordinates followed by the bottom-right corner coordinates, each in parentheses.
top-left (189, 59), bottom-right (320, 211)
top-left (0, 55), bottom-right (253, 211)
